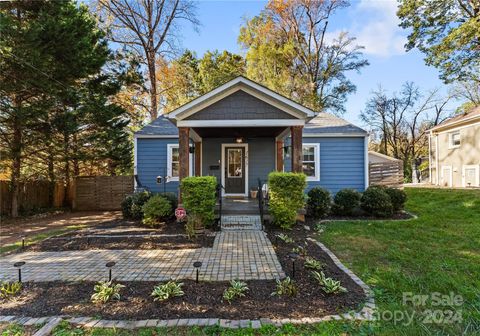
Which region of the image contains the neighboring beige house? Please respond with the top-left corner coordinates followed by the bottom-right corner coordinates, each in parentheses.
top-left (428, 107), bottom-right (480, 188)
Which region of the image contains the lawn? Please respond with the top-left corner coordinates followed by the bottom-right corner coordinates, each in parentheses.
top-left (2, 188), bottom-right (479, 336)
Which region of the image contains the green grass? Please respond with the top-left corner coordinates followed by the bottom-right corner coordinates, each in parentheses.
top-left (0, 225), bottom-right (86, 255)
top-left (319, 188), bottom-right (480, 335)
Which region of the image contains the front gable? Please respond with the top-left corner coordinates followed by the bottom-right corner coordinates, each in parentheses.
top-left (185, 90), bottom-right (296, 120)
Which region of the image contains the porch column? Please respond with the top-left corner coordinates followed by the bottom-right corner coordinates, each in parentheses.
top-left (178, 127), bottom-right (190, 204)
top-left (194, 142), bottom-right (201, 176)
top-left (276, 140), bottom-right (284, 172)
top-left (291, 126), bottom-right (303, 173)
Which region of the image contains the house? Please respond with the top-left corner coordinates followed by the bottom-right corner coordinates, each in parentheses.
top-left (428, 107), bottom-right (480, 188)
top-left (134, 77), bottom-right (368, 197)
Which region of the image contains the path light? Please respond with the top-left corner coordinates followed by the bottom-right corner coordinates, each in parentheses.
top-left (21, 236), bottom-right (25, 249)
top-left (193, 261), bottom-right (202, 283)
top-left (105, 261), bottom-right (116, 281)
top-left (13, 261), bottom-right (25, 282)
top-left (287, 252), bottom-right (299, 279)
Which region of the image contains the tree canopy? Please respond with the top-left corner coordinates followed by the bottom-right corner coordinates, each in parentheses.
top-left (397, 0), bottom-right (480, 83)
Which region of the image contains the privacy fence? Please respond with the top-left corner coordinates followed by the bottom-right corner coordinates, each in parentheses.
top-left (72, 175), bottom-right (134, 211)
top-left (369, 161), bottom-right (404, 188)
top-left (0, 180), bottom-right (71, 216)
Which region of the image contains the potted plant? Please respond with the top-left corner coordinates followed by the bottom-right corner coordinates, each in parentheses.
top-left (250, 187), bottom-right (258, 199)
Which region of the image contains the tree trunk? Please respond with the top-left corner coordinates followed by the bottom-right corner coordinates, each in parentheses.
top-left (147, 50), bottom-right (158, 120)
top-left (63, 131), bottom-right (70, 207)
top-left (47, 142), bottom-right (55, 207)
top-left (10, 118), bottom-right (21, 218)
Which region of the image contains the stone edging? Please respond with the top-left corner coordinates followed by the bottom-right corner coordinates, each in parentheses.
top-left (0, 238), bottom-right (376, 332)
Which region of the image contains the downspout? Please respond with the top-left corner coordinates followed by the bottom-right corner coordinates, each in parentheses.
top-left (428, 131), bottom-right (432, 184)
top-left (364, 134), bottom-right (369, 190)
top-left (133, 136), bottom-right (138, 190)
top-left (435, 133), bottom-right (439, 185)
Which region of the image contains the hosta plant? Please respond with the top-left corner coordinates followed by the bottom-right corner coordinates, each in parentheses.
top-left (91, 281), bottom-right (125, 304)
top-left (311, 271), bottom-right (347, 294)
top-left (291, 245), bottom-right (307, 256)
top-left (304, 257), bottom-right (324, 270)
top-left (276, 233), bottom-right (294, 244)
top-left (271, 277), bottom-right (297, 297)
top-left (0, 281), bottom-right (22, 299)
top-left (223, 279), bottom-right (249, 304)
top-left (151, 281), bottom-right (184, 302)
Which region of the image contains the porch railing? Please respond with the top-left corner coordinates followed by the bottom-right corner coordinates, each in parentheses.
top-left (257, 178), bottom-right (264, 225)
top-left (216, 183), bottom-right (223, 229)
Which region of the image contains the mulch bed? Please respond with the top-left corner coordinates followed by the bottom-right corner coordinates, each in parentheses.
top-left (22, 235), bottom-right (215, 251)
top-left (316, 210), bottom-right (413, 222)
top-left (1, 224), bottom-right (366, 320)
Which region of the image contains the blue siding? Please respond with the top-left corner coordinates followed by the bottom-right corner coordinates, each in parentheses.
top-left (285, 137), bottom-right (366, 194)
top-left (136, 138), bottom-right (180, 193)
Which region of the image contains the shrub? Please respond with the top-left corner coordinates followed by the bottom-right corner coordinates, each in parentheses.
top-left (121, 191), bottom-right (151, 219)
top-left (151, 281), bottom-right (184, 302)
top-left (0, 281), bottom-right (22, 299)
top-left (91, 281), bottom-right (125, 304)
top-left (222, 280), bottom-right (249, 304)
top-left (142, 195), bottom-right (172, 226)
top-left (185, 213), bottom-right (202, 239)
top-left (332, 188), bottom-right (361, 216)
top-left (159, 192), bottom-right (178, 210)
top-left (268, 172), bottom-right (307, 229)
top-left (385, 187), bottom-right (407, 212)
top-left (307, 187), bottom-right (331, 218)
top-left (271, 277), bottom-right (297, 297)
top-left (361, 186), bottom-right (393, 217)
top-left (181, 176), bottom-right (217, 226)
top-left (311, 271), bottom-right (347, 294)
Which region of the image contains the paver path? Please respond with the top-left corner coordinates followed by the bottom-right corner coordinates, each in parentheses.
top-left (0, 232), bottom-right (285, 282)
top-left (221, 215), bottom-right (262, 231)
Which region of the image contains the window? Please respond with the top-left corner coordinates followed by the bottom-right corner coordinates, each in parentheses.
top-left (449, 131), bottom-right (461, 148)
top-left (227, 148), bottom-right (243, 178)
top-left (302, 144), bottom-right (320, 181)
top-left (167, 144), bottom-right (193, 181)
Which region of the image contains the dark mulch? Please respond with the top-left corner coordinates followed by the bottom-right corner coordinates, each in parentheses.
top-left (310, 210), bottom-right (413, 222)
top-left (1, 224), bottom-right (366, 320)
top-left (23, 235), bottom-right (215, 252)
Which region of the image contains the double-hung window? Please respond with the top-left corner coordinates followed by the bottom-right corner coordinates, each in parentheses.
top-left (302, 143), bottom-right (320, 181)
top-left (167, 144), bottom-right (193, 181)
top-left (449, 131), bottom-right (461, 148)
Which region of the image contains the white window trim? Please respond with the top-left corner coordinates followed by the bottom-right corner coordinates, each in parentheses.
top-left (462, 164), bottom-right (480, 187)
top-left (448, 131), bottom-right (461, 149)
top-left (303, 143), bottom-right (320, 182)
top-left (167, 144), bottom-right (193, 181)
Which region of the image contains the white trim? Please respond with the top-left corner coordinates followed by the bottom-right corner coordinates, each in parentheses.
top-left (462, 165), bottom-right (480, 187)
top-left (440, 165), bottom-right (453, 187)
top-left (302, 133), bottom-right (367, 137)
top-left (221, 143), bottom-right (249, 197)
top-left (303, 143), bottom-right (320, 182)
top-left (429, 115), bottom-right (480, 133)
top-left (189, 129), bottom-right (202, 142)
top-left (133, 137), bottom-right (138, 189)
top-left (431, 119), bottom-right (480, 135)
top-left (435, 134), bottom-right (439, 185)
top-left (275, 127), bottom-right (291, 141)
top-left (177, 119), bottom-right (305, 128)
top-left (134, 134), bottom-right (178, 138)
top-left (364, 136), bottom-right (369, 189)
top-left (167, 144), bottom-right (193, 182)
top-left (428, 133), bottom-right (432, 184)
top-left (448, 130), bottom-right (461, 149)
top-left (166, 77), bottom-right (315, 120)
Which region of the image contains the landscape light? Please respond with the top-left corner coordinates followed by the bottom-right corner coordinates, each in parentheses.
top-left (13, 261), bottom-right (25, 282)
top-left (287, 252), bottom-right (299, 279)
top-left (193, 261), bottom-right (202, 283)
top-left (105, 261), bottom-right (116, 281)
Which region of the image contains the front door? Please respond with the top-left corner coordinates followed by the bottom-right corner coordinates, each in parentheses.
top-left (223, 145), bottom-right (247, 195)
top-left (441, 166), bottom-right (452, 187)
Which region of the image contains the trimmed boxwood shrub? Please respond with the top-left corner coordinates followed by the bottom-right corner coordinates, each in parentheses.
top-left (307, 187), bottom-right (331, 219)
top-left (361, 186), bottom-right (393, 217)
top-left (181, 176), bottom-right (217, 226)
top-left (332, 188), bottom-right (361, 216)
top-left (268, 172), bottom-right (307, 229)
top-left (121, 191), bottom-right (151, 219)
top-left (142, 195), bottom-right (172, 226)
top-left (385, 187), bottom-right (407, 212)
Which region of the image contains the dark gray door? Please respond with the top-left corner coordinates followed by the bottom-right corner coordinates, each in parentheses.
top-left (224, 146), bottom-right (246, 194)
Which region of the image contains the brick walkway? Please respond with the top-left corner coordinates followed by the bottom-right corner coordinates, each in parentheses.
top-left (0, 232), bottom-right (285, 282)
top-left (220, 215), bottom-right (262, 231)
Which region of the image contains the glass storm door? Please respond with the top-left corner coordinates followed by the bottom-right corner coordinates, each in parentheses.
top-left (224, 147), bottom-right (246, 195)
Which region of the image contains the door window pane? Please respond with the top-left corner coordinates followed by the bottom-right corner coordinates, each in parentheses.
top-left (228, 148), bottom-right (242, 178)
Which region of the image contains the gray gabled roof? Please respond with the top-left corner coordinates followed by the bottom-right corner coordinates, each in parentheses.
top-left (135, 116), bottom-right (178, 136)
top-left (304, 113), bottom-right (367, 135)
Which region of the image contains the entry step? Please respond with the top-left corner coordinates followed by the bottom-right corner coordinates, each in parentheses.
top-left (221, 215), bottom-right (262, 231)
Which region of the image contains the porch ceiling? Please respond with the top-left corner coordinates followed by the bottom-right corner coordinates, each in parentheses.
top-left (193, 126), bottom-right (287, 138)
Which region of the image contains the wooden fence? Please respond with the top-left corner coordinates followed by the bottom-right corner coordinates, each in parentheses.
top-left (73, 176), bottom-right (134, 211)
top-left (0, 180), bottom-right (68, 216)
top-left (369, 161), bottom-right (404, 188)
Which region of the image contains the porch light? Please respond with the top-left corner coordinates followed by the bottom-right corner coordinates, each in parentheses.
top-left (283, 145), bottom-right (291, 157)
top-left (13, 261), bottom-right (25, 282)
top-left (235, 137), bottom-right (244, 143)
